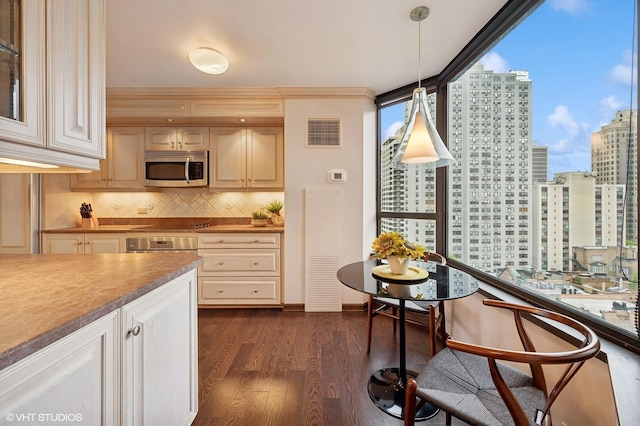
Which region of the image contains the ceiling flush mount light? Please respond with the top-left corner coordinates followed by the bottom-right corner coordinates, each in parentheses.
top-left (391, 6), bottom-right (454, 168)
top-left (188, 47), bottom-right (229, 75)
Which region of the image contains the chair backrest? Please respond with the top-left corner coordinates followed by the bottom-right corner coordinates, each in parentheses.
top-left (445, 299), bottom-right (600, 424)
top-left (424, 252), bottom-right (446, 265)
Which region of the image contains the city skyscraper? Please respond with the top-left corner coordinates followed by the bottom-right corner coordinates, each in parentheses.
top-left (446, 63), bottom-right (533, 273)
top-left (591, 109), bottom-right (638, 243)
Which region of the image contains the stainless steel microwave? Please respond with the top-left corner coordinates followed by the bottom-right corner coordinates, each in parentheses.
top-left (143, 151), bottom-right (208, 187)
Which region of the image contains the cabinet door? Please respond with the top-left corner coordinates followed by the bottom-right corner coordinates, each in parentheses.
top-left (122, 270), bottom-right (198, 426)
top-left (210, 127), bottom-right (247, 189)
top-left (145, 127), bottom-right (177, 150)
top-left (85, 234), bottom-right (125, 253)
top-left (41, 234), bottom-right (84, 254)
top-left (0, 2), bottom-right (45, 147)
top-left (0, 174), bottom-right (31, 253)
top-left (71, 127), bottom-right (143, 189)
top-left (178, 127), bottom-right (209, 150)
top-left (70, 158), bottom-right (109, 189)
top-left (0, 312), bottom-right (118, 425)
top-left (247, 127), bottom-right (284, 189)
top-left (47, 0), bottom-right (105, 158)
top-left (108, 127), bottom-right (144, 188)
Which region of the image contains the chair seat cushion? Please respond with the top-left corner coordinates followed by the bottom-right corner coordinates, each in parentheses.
top-left (414, 348), bottom-right (546, 426)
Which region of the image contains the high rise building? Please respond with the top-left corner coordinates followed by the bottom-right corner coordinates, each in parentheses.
top-left (591, 109), bottom-right (638, 243)
top-left (446, 63), bottom-right (533, 273)
top-left (531, 144), bottom-right (548, 183)
top-left (531, 172), bottom-right (625, 271)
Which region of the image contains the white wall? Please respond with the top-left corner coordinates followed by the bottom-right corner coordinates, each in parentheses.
top-left (283, 96), bottom-right (376, 306)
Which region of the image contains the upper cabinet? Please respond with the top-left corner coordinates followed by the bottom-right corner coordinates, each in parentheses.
top-left (210, 127), bottom-right (284, 190)
top-left (0, 0), bottom-right (105, 170)
top-left (71, 127), bottom-right (144, 190)
top-left (145, 127), bottom-right (209, 151)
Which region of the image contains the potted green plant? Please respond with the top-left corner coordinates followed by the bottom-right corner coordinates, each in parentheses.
top-left (265, 199), bottom-right (284, 226)
top-left (371, 231), bottom-right (425, 274)
top-left (251, 209), bottom-right (269, 227)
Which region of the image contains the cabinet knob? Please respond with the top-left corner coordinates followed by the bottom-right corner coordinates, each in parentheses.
top-left (253, 290), bottom-right (259, 293)
top-left (218, 290), bottom-right (223, 293)
top-left (253, 262), bottom-right (259, 266)
top-left (77, 242), bottom-right (83, 245)
top-left (128, 325), bottom-right (141, 336)
top-left (85, 242), bottom-right (90, 245)
top-left (253, 240), bottom-right (259, 243)
top-left (218, 262), bottom-right (224, 265)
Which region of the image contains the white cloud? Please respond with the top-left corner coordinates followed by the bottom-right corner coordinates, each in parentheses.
top-left (384, 120), bottom-right (403, 139)
top-left (548, 0), bottom-right (591, 16)
top-left (598, 96), bottom-right (623, 125)
top-left (547, 105), bottom-right (579, 139)
top-left (608, 50), bottom-right (638, 87)
top-left (479, 52), bottom-right (510, 73)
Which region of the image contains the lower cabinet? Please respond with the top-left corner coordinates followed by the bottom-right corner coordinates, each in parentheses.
top-left (41, 233), bottom-right (126, 254)
top-left (122, 269), bottom-right (198, 425)
top-left (0, 269), bottom-right (198, 425)
top-left (198, 232), bottom-right (282, 306)
top-left (0, 312), bottom-right (119, 424)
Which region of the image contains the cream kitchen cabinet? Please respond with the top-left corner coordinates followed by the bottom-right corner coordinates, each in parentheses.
top-left (145, 127), bottom-right (209, 151)
top-left (210, 127), bottom-right (284, 190)
top-left (0, 312), bottom-right (118, 425)
top-left (122, 269), bottom-right (198, 425)
top-left (71, 127), bottom-right (144, 190)
top-left (0, 269), bottom-right (198, 426)
top-left (0, 0), bottom-right (105, 170)
top-left (0, 174), bottom-right (31, 253)
top-left (198, 232), bottom-right (282, 306)
top-left (42, 233), bottom-right (126, 254)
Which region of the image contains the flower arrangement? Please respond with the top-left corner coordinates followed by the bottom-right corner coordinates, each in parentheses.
top-left (371, 231), bottom-right (425, 260)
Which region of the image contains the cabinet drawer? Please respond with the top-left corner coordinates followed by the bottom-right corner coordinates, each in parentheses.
top-left (198, 249), bottom-right (280, 275)
top-left (198, 233), bottom-right (280, 249)
top-left (198, 277), bottom-right (280, 305)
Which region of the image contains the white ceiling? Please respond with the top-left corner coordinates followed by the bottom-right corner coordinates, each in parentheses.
top-left (105, 0), bottom-right (508, 96)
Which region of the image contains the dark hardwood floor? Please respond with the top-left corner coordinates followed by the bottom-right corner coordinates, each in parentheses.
top-left (192, 308), bottom-right (465, 426)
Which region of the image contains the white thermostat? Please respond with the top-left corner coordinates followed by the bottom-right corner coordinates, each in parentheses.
top-left (327, 169), bottom-right (347, 183)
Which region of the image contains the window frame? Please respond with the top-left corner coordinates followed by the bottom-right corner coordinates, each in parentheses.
top-left (374, 0), bottom-right (640, 354)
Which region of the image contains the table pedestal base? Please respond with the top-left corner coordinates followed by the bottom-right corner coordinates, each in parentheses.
top-left (367, 368), bottom-right (439, 421)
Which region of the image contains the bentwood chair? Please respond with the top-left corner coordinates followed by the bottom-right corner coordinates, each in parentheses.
top-left (404, 299), bottom-right (600, 426)
top-left (367, 252), bottom-right (447, 357)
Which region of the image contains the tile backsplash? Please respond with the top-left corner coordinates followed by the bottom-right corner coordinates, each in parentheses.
top-left (91, 189), bottom-right (284, 218)
top-left (42, 174), bottom-right (283, 228)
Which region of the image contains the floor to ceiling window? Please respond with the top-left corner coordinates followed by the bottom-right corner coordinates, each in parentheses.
top-left (377, 0), bottom-right (638, 349)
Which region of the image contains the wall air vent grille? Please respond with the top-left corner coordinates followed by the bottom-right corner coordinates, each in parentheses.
top-left (307, 118), bottom-right (341, 147)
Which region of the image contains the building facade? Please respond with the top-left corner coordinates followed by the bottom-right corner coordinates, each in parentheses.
top-left (532, 172), bottom-right (625, 271)
top-left (447, 63), bottom-right (533, 273)
top-left (591, 109), bottom-right (638, 243)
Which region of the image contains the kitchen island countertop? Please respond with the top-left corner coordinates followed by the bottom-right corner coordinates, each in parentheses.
top-left (0, 253), bottom-right (203, 370)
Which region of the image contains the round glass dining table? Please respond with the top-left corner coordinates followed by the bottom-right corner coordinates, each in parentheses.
top-left (336, 259), bottom-right (479, 421)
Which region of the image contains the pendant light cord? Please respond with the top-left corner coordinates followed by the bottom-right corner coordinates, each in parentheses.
top-left (417, 18), bottom-right (422, 89)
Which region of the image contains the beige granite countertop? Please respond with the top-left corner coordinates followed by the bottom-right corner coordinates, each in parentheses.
top-left (42, 221), bottom-right (284, 234)
top-left (0, 253), bottom-right (203, 370)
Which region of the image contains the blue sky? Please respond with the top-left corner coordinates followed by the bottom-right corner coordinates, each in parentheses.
top-left (381, 0), bottom-right (637, 178)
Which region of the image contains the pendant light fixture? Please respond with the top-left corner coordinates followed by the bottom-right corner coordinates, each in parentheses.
top-left (391, 6), bottom-right (454, 168)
